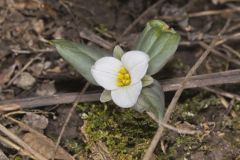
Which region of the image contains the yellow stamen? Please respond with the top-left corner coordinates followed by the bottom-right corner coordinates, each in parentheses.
top-left (125, 79), bottom-right (130, 85)
top-left (119, 67), bottom-right (127, 74)
top-left (117, 73), bottom-right (124, 79)
top-left (116, 67), bottom-right (131, 87)
top-left (124, 74), bottom-right (130, 79)
top-left (117, 81), bottom-right (124, 87)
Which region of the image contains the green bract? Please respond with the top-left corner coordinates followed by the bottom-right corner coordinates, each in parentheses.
top-left (100, 90), bottom-right (111, 103)
top-left (113, 45), bottom-right (124, 60)
top-left (51, 39), bottom-right (108, 85)
top-left (134, 81), bottom-right (165, 120)
top-left (136, 20), bottom-right (181, 75)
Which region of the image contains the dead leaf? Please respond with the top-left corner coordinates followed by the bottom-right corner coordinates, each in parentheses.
top-left (22, 132), bottom-right (74, 160)
top-left (23, 113), bottom-right (48, 130)
top-left (0, 104), bottom-right (20, 112)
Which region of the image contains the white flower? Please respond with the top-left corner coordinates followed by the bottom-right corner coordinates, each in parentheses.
top-left (91, 51), bottom-right (149, 108)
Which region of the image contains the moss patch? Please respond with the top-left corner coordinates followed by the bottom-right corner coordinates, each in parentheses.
top-left (75, 93), bottom-right (240, 159)
top-left (77, 103), bottom-right (157, 159)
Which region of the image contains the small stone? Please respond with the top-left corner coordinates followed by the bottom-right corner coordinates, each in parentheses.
top-left (14, 72), bottom-right (36, 90)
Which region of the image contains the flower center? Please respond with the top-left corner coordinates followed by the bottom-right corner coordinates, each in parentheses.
top-left (116, 67), bottom-right (131, 87)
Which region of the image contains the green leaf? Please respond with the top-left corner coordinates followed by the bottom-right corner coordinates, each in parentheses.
top-left (100, 90), bottom-right (112, 102)
top-left (134, 80), bottom-right (165, 120)
top-left (142, 75), bottom-right (154, 87)
top-left (51, 39), bottom-right (108, 85)
top-left (135, 20), bottom-right (181, 75)
top-left (113, 45), bottom-right (124, 60)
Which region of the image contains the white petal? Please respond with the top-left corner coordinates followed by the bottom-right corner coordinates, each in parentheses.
top-left (91, 57), bottom-right (122, 90)
top-left (121, 51), bottom-right (149, 83)
top-left (111, 81), bottom-right (142, 108)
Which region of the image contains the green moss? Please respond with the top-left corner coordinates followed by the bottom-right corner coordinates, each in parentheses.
top-left (171, 57), bottom-right (190, 72)
top-left (64, 139), bottom-right (84, 154)
top-left (157, 135), bottom-right (200, 159)
top-left (14, 155), bottom-right (22, 160)
top-left (77, 103), bottom-right (157, 159)
top-left (75, 93), bottom-right (239, 159)
top-left (221, 110), bottom-right (240, 147)
top-left (174, 93), bottom-right (221, 123)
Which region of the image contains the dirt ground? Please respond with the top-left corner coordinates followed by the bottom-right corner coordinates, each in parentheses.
top-left (0, 0), bottom-right (240, 159)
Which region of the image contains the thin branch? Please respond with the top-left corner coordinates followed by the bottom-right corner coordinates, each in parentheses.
top-left (142, 18), bottom-right (231, 160)
top-left (202, 87), bottom-right (240, 101)
top-left (198, 42), bottom-right (240, 66)
top-left (222, 44), bottom-right (240, 60)
top-left (0, 69), bottom-right (239, 109)
top-left (147, 112), bottom-right (200, 135)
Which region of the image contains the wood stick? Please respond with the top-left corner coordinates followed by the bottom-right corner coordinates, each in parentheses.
top-left (0, 124), bottom-right (47, 160)
top-left (0, 69), bottom-right (239, 109)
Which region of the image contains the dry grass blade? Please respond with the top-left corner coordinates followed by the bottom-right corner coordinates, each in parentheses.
top-left (222, 44), bottom-right (240, 59)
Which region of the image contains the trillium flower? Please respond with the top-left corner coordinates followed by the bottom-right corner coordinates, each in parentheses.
top-left (91, 51), bottom-right (149, 108)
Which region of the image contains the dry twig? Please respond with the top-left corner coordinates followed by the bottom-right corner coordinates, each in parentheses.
top-left (203, 87), bottom-right (240, 101)
top-left (147, 112), bottom-right (200, 135)
top-left (222, 44), bottom-right (240, 59)
top-left (198, 42), bottom-right (240, 66)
